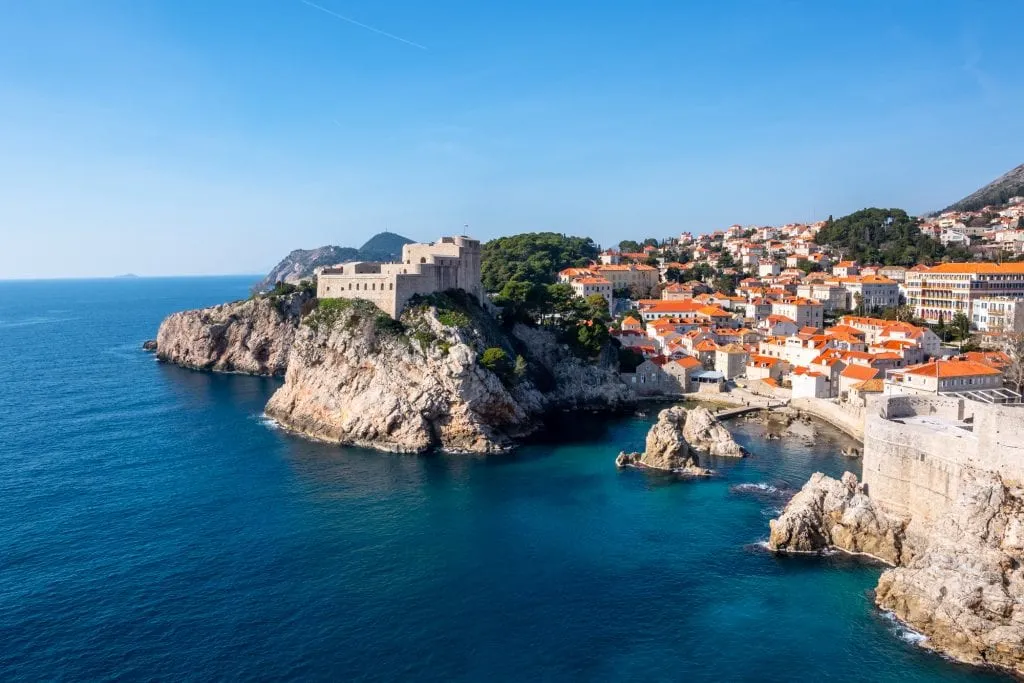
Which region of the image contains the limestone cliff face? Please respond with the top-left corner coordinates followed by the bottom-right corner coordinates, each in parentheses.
top-left (263, 298), bottom-right (632, 453)
top-left (875, 475), bottom-right (1024, 674)
top-left (615, 405), bottom-right (742, 475)
top-left (156, 291), bottom-right (313, 376)
top-left (768, 472), bottom-right (907, 565)
top-left (511, 324), bottom-right (633, 411)
top-left (771, 470), bottom-right (1024, 676)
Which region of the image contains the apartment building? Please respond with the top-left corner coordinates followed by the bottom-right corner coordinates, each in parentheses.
top-left (905, 262), bottom-right (1024, 324)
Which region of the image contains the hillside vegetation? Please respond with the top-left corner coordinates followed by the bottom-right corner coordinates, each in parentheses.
top-left (815, 208), bottom-right (950, 266)
top-left (481, 232), bottom-right (598, 293)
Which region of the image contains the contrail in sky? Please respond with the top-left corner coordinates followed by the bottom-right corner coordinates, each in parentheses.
top-left (297, 0), bottom-right (428, 50)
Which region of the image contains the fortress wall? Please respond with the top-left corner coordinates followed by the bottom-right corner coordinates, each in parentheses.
top-left (973, 405), bottom-right (1024, 484)
top-left (863, 395), bottom-right (1024, 523)
top-left (862, 413), bottom-right (974, 522)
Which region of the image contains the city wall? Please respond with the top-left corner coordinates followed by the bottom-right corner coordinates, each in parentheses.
top-left (862, 395), bottom-right (1024, 523)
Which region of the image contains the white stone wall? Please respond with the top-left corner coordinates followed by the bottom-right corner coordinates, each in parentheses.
top-left (863, 396), bottom-right (1024, 523)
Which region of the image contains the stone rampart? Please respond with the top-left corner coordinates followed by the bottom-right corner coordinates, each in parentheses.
top-left (863, 396), bottom-right (1024, 523)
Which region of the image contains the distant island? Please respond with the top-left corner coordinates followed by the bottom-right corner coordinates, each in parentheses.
top-left (113, 273), bottom-right (139, 279)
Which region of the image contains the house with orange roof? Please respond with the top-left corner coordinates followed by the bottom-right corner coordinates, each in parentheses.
top-left (746, 354), bottom-right (787, 382)
top-left (838, 363), bottom-right (880, 396)
top-left (693, 339), bottom-right (719, 369)
top-left (959, 350), bottom-right (1011, 371)
top-left (757, 314), bottom-right (799, 337)
top-left (620, 315), bottom-right (643, 332)
top-left (636, 299), bottom-right (707, 321)
top-left (885, 359), bottom-right (1006, 399)
top-left (715, 343), bottom-right (748, 380)
top-left (626, 355), bottom-right (703, 395)
top-left (836, 275), bottom-right (899, 311)
top-left (759, 333), bottom-right (833, 367)
top-left (771, 297), bottom-right (824, 331)
top-left (832, 260), bottom-right (859, 277)
top-left (791, 366), bottom-right (830, 399)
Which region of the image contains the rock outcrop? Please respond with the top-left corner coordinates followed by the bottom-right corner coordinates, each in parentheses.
top-left (156, 291), bottom-right (313, 376)
top-left (615, 406), bottom-right (711, 475)
top-left (770, 470), bottom-right (1024, 676)
top-left (142, 339), bottom-right (157, 352)
top-left (682, 406), bottom-right (745, 458)
top-left (511, 323), bottom-right (633, 411)
top-left (875, 475), bottom-right (1024, 673)
top-left (615, 405), bottom-right (744, 475)
top-left (263, 295), bottom-right (633, 453)
top-left (768, 472), bottom-right (907, 565)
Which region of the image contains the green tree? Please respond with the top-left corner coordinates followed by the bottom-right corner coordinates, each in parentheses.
top-left (480, 347), bottom-right (513, 380)
top-left (795, 258), bottom-right (821, 274)
top-left (716, 251), bottom-right (736, 269)
top-left (713, 274), bottom-right (737, 295)
top-left (664, 267), bottom-right (682, 283)
top-left (951, 311), bottom-right (971, 341)
top-left (481, 233), bottom-right (599, 293)
top-left (618, 240), bottom-right (641, 253)
top-left (814, 208), bottom-right (946, 266)
top-left (584, 294), bottom-right (611, 322)
top-left (575, 321), bottom-right (610, 358)
top-left (642, 237), bottom-right (660, 248)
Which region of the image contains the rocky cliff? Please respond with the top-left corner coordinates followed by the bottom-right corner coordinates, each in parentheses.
top-left (262, 294), bottom-right (633, 453)
top-left (768, 472), bottom-right (907, 565)
top-left (875, 475), bottom-right (1024, 673)
top-left (770, 470), bottom-right (1024, 676)
top-left (615, 405), bottom-right (742, 475)
top-left (156, 290), bottom-right (313, 376)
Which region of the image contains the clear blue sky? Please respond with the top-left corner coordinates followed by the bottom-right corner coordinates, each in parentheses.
top-left (1, 0), bottom-right (1022, 278)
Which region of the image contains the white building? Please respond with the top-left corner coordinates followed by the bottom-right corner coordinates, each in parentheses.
top-left (972, 296), bottom-right (1024, 334)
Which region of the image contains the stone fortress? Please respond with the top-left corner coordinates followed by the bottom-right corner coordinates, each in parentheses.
top-left (863, 394), bottom-right (1024, 522)
top-left (316, 236), bottom-right (483, 318)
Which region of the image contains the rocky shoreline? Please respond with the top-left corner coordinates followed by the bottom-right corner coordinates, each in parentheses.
top-left (770, 471), bottom-right (1024, 676)
top-left (154, 291), bottom-right (634, 453)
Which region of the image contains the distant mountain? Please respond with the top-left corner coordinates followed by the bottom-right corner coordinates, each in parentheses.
top-left (357, 232), bottom-right (414, 261)
top-left (254, 232), bottom-right (414, 291)
top-left (940, 163), bottom-right (1024, 214)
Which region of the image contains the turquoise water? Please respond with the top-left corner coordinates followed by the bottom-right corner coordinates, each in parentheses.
top-left (0, 277), bottom-right (1009, 681)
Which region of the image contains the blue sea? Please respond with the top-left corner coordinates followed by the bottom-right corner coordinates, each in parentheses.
top-left (0, 276), bottom-right (1010, 681)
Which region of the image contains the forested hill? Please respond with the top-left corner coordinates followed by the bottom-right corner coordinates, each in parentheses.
top-left (481, 233), bottom-right (599, 293)
top-left (940, 163), bottom-right (1024, 213)
top-left (814, 208), bottom-right (949, 266)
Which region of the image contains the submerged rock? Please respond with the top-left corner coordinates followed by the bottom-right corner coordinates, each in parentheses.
top-left (875, 475), bottom-right (1024, 674)
top-left (156, 290), bottom-right (313, 376)
top-left (768, 472), bottom-right (907, 565)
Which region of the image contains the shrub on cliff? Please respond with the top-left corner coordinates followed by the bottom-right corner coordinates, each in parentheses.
top-left (480, 347), bottom-right (514, 383)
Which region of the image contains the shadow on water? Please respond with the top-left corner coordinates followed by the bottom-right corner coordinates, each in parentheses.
top-left (156, 360), bottom-right (283, 414)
